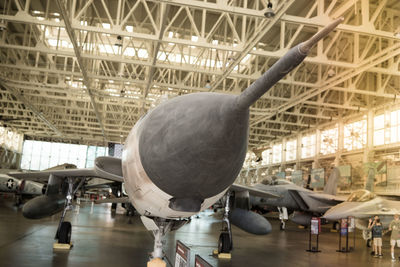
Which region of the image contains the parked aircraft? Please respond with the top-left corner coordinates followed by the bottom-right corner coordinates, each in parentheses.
top-left (323, 189), bottom-right (400, 243)
top-left (9, 18), bottom-right (343, 263)
top-left (228, 167), bottom-right (345, 233)
top-left (0, 174), bottom-right (44, 205)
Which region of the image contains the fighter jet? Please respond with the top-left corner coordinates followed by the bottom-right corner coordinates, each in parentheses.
top-left (228, 167), bottom-right (346, 233)
top-left (9, 18), bottom-right (343, 263)
top-left (0, 174), bottom-right (44, 205)
top-left (323, 189), bottom-right (400, 243)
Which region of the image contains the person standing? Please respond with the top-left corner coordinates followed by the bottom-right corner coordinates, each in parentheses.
top-left (389, 214), bottom-right (400, 261)
top-left (370, 218), bottom-right (383, 257)
top-left (368, 215), bottom-right (380, 255)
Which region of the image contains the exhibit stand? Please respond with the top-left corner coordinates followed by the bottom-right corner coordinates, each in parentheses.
top-left (337, 216), bottom-right (355, 253)
top-left (175, 240), bottom-right (190, 267)
top-left (195, 254), bottom-right (213, 267)
top-left (306, 217), bottom-right (321, 253)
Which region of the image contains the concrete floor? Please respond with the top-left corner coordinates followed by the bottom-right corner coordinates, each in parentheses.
top-left (0, 196), bottom-right (398, 267)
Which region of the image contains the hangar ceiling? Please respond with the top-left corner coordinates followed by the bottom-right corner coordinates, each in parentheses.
top-left (0, 0), bottom-right (399, 147)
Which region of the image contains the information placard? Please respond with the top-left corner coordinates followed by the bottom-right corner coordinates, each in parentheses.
top-left (175, 240), bottom-right (190, 267)
top-left (291, 170), bottom-right (303, 186)
top-left (311, 217), bottom-right (321, 235)
top-left (195, 255), bottom-right (213, 267)
top-left (340, 218), bottom-right (348, 236)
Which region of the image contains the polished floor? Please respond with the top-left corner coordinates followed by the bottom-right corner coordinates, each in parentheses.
top-left (0, 195), bottom-right (398, 267)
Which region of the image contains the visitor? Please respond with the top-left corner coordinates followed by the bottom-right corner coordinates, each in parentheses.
top-left (389, 214), bottom-right (400, 261)
top-left (369, 218), bottom-right (383, 257)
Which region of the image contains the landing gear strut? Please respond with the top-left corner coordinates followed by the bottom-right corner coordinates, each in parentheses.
top-left (219, 191), bottom-right (233, 253)
top-left (141, 217), bottom-right (182, 266)
top-left (278, 207), bottom-right (288, 230)
top-left (55, 177), bottom-right (85, 244)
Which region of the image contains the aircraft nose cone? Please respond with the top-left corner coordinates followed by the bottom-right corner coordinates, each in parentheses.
top-left (323, 202), bottom-right (360, 221)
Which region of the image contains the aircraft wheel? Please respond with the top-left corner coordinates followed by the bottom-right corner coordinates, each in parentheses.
top-left (218, 232), bottom-right (231, 253)
top-left (111, 203), bottom-right (117, 210)
top-left (58, 221), bottom-right (72, 244)
top-left (280, 222), bottom-right (285, 230)
top-left (366, 239), bottom-right (372, 247)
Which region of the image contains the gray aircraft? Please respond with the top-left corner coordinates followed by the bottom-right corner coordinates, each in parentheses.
top-left (228, 167), bottom-right (346, 233)
top-left (323, 189), bottom-right (400, 243)
top-left (0, 173), bottom-right (44, 204)
top-left (9, 18), bottom-right (343, 262)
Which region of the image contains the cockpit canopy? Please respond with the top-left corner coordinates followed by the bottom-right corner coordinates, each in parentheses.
top-left (347, 189), bottom-right (376, 202)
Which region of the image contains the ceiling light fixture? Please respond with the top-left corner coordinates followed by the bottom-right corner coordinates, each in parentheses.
top-left (264, 0), bottom-right (275, 18)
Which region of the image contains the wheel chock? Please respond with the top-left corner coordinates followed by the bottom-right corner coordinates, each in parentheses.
top-left (212, 249), bottom-right (231, 259)
top-left (330, 229), bottom-right (338, 233)
top-left (218, 253), bottom-right (231, 259)
top-left (53, 242), bottom-right (73, 250)
top-left (147, 257), bottom-right (166, 267)
top-left (298, 225), bottom-right (305, 229)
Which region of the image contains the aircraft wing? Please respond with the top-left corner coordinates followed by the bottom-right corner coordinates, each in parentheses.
top-left (231, 183), bottom-right (280, 198)
top-left (8, 157), bottom-right (124, 183)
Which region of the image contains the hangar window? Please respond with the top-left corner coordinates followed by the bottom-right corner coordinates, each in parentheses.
top-left (21, 140), bottom-right (108, 170)
top-left (272, 144), bottom-right (282, 164)
top-left (372, 112), bottom-right (399, 146)
top-left (321, 127), bottom-right (338, 155)
top-left (285, 139), bottom-right (297, 161)
top-left (261, 149), bottom-right (272, 165)
top-left (344, 120), bottom-right (366, 151)
top-left (374, 114), bottom-right (385, 146)
top-left (301, 134), bottom-right (316, 159)
top-left (390, 110), bottom-right (400, 143)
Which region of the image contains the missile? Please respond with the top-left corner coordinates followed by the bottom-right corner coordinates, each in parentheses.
top-left (122, 17), bottom-right (344, 218)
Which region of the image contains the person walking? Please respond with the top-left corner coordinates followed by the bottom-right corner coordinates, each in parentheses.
top-left (389, 214), bottom-right (400, 261)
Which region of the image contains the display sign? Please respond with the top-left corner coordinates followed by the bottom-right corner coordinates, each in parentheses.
top-left (337, 165), bottom-right (352, 186)
top-left (276, 171), bottom-right (286, 179)
top-left (340, 218), bottom-right (348, 236)
top-left (337, 165), bottom-right (351, 177)
top-left (291, 170), bottom-right (303, 186)
top-left (348, 216), bottom-right (355, 233)
top-left (194, 255), bottom-right (213, 267)
top-left (175, 240), bottom-right (190, 267)
top-left (311, 168), bottom-right (325, 188)
top-left (311, 217), bottom-right (321, 235)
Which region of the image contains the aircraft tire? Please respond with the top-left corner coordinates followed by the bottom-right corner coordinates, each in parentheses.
top-left (218, 232), bottom-right (231, 253)
top-left (59, 221), bottom-right (72, 244)
top-left (366, 239), bottom-right (371, 247)
top-left (280, 222), bottom-right (285, 230)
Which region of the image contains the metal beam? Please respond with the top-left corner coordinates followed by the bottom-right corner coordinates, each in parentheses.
top-left (55, 0), bottom-right (107, 140)
top-left (0, 80), bottom-right (63, 136)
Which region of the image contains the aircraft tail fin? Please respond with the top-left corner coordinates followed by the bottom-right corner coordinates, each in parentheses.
top-left (365, 168), bottom-right (375, 192)
top-left (323, 167), bottom-right (339, 195)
